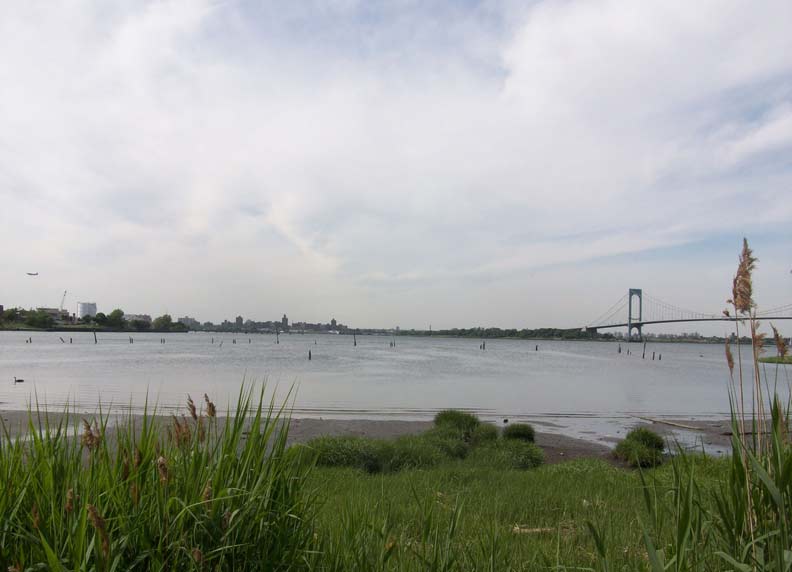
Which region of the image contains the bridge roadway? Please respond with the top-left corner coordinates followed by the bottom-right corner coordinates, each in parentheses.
top-left (588, 316), bottom-right (792, 331)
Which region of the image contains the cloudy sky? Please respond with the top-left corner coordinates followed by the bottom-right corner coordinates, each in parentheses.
top-left (1, 0), bottom-right (791, 331)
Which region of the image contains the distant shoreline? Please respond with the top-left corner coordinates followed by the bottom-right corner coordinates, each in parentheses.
top-left (0, 326), bottom-right (736, 344)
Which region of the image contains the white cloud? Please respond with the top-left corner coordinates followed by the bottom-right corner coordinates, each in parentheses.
top-left (0, 0), bottom-right (790, 327)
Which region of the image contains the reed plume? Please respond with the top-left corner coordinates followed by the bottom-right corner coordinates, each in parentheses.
top-left (730, 238), bottom-right (757, 314)
top-left (156, 456), bottom-right (169, 484)
top-left (65, 489), bottom-right (74, 514)
top-left (204, 393), bottom-right (217, 418)
top-left (81, 419), bottom-right (101, 450)
top-left (87, 504), bottom-right (109, 557)
top-left (187, 395), bottom-right (198, 421)
top-left (771, 324), bottom-right (788, 357)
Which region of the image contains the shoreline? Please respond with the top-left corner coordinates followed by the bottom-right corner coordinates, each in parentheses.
top-left (0, 409), bottom-right (735, 464)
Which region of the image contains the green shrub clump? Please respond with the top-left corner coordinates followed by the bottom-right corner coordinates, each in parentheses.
top-left (423, 426), bottom-right (471, 459)
top-left (502, 423), bottom-right (535, 443)
top-left (471, 423), bottom-right (499, 446)
top-left (433, 409), bottom-right (480, 440)
top-left (308, 434), bottom-right (447, 473)
top-left (388, 436), bottom-right (446, 471)
top-left (308, 436), bottom-right (387, 472)
top-left (614, 427), bottom-right (665, 468)
top-left (470, 440), bottom-right (544, 470)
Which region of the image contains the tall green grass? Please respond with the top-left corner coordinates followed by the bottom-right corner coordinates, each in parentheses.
top-left (0, 387), bottom-right (317, 571)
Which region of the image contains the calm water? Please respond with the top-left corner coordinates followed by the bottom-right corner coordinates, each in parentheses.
top-left (1, 331), bottom-right (785, 443)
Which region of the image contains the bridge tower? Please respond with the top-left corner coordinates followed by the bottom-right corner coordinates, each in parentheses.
top-left (628, 288), bottom-right (643, 342)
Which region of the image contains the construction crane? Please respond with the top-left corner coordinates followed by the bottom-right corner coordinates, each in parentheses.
top-left (59, 290), bottom-right (67, 313)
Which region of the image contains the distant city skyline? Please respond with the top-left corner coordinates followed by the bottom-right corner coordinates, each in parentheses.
top-left (1, 1), bottom-right (791, 334)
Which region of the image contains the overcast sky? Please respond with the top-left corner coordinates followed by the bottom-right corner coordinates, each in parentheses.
top-left (1, 0), bottom-right (791, 331)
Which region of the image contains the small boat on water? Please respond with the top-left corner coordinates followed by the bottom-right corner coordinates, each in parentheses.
top-left (13, 376), bottom-right (24, 384)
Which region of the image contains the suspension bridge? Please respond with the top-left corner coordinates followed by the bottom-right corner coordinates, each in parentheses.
top-left (585, 289), bottom-right (792, 341)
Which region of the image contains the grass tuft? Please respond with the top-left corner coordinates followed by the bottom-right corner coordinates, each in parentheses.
top-left (469, 439), bottom-right (544, 470)
top-left (433, 409), bottom-right (480, 437)
top-left (502, 422), bottom-right (536, 443)
top-left (613, 427), bottom-right (664, 468)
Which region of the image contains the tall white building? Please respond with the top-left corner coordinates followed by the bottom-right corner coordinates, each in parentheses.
top-left (77, 302), bottom-right (97, 319)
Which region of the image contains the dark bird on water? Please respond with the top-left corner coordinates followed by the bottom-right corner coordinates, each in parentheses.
top-left (13, 376), bottom-right (24, 384)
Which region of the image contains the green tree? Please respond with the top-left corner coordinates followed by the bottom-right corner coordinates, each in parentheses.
top-left (2, 308), bottom-right (20, 322)
top-left (131, 319), bottom-right (150, 331)
top-left (81, 314), bottom-right (93, 324)
top-left (153, 314), bottom-right (173, 330)
top-left (93, 312), bottom-right (108, 326)
top-left (25, 310), bottom-right (54, 329)
top-left (107, 309), bottom-right (126, 329)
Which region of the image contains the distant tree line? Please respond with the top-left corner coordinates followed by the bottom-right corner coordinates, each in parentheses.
top-left (396, 327), bottom-right (612, 340)
top-left (0, 308), bottom-right (187, 332)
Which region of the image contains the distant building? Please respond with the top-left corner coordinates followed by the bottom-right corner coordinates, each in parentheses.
top-left (235, 315), bottom-right (243, 328)
top-left (281, 314), bottom-right (289, 329)
top-left (178, 316), bottom-right (200, 328)
top-left (0, 304), bottom-right (4, 314)
top-left (330, 318), bottom-right (337, 328)
top-left (77, 302), bottom-right (97, 319)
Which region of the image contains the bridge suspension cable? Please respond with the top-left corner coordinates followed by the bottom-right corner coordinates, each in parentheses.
top-left (586, 294), bottom-right (628, 328)
top-left (642, 293), bottom-right (719, 322)
top-left (757, 303), bottom-right (792, 318)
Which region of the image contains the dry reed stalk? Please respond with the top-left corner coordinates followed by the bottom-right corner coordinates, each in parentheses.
top-left (187, 395), bottom-right (198, 421)
top-left (65, 489), bottom-right (74, 514)
top-left (121, 450), bottom-right (130, 481)
top-left (771, 324), bottom-right (788, 358)
top-left (157, 456), bottom-right (169, 484)
top-left (726, 238), bottom-right (759, 552)
top-left (81, 419), bottom-right (101, 450)
top-left (87, 504), bottom-right (110, 558)
top-left (204, 394), bottom-right (216, 418)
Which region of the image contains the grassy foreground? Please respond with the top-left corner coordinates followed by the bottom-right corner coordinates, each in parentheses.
top-left (0, 393), bottom-right (731, 571)
top-left (308, 456), bottom-right (727, 571)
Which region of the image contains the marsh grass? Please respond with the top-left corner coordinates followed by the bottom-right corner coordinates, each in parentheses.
top-left (614, 427), bottom-right (665, 468)
top-left (306, 413), bottom-right (520, 474)
top-left (502, 423), bottom-right (536, 443)
top-left (0, 387), bottom-right (317, 571)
